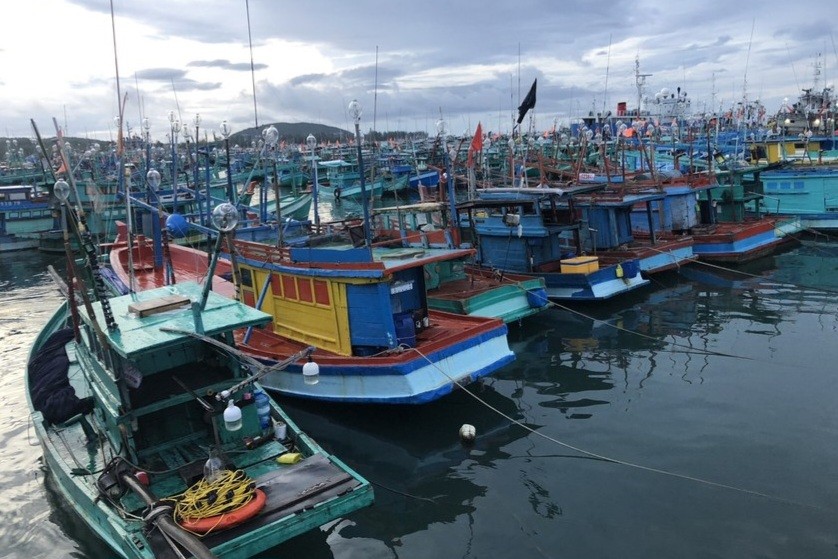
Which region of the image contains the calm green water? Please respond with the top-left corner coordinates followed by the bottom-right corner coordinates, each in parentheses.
top-left (3, 241), bottom-right (838, 558)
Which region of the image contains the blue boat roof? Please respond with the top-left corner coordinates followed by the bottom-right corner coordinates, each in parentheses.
top-left (80, 281), bottom-right (271, 358)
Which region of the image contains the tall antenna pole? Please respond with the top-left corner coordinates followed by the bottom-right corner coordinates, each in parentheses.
top-left (246, 0), bottom-right (259, 128)
top-left (603, 34), bottom-right (612, 116)
top-left (109, 0), bottom-right (123, 126)
top-left (373, 46), bottom-right (379, 142)
top-left (743, 18), bottom-right (755, 104)
top-left (635, 55), bottom-right (651, 115)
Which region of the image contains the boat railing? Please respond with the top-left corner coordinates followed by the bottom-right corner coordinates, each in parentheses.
top-left (236, 239), bottom-right (292, 263)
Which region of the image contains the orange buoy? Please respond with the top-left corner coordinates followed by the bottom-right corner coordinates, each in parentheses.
top-left (179, 488), bottom-right (267, 534)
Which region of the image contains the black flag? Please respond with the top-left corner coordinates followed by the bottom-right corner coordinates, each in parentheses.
top-left (517, 78), bottom-right (537, 124)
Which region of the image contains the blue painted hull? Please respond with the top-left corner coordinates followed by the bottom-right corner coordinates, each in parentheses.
top-left (258, 321), bottom-right (515, 404)
top-left (538, 267), bottom-right (650, 300)
top-left (760, 167), bottom-right (838, 229)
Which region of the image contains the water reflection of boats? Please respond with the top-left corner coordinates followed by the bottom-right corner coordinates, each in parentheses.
top-left (277, 383), bottom-right (530, 547)
top-left (677, 258), bottom-right (776, 290)
top-left (502, 277), bottom-right (727, 407)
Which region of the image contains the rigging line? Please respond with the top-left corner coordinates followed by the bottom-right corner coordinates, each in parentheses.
top-left (743, 18), bottom-right (756, 99)
top-left (785, 42), bottom-right (801, 95)
top-left (495, 267), bottom-right (831, 371)
top-left (406, 346), bottom-right (831, 514)
top-left (171, 79), bottom-right (183, 125)
top-left (368, 479), bottom-right (439, 503)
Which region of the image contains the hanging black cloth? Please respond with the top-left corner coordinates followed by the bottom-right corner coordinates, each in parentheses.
top-left (28, 328), bottom-right (94, 424)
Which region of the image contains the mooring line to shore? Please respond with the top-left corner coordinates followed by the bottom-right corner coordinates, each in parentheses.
top-left (408, 346), bottom-right (831, 514)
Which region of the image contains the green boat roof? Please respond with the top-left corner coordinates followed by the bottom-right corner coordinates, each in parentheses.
top-left (81, 281), bottom-right (271, 359)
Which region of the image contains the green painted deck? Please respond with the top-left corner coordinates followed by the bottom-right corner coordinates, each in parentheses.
top-left (79, 281), bottom-right (271, 358)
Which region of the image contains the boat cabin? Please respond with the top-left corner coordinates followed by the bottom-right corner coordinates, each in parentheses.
top-left (76, 282), bottom-right (272, 472)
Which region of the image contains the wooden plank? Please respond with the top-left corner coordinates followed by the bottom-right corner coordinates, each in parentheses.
top-left (128, 295), bottom-right (190, 317)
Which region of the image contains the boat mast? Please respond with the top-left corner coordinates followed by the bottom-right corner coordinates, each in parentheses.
top-left (246, 0), bottom-right (259, 128)
top-left (635, 55), bottom-right (651, 118)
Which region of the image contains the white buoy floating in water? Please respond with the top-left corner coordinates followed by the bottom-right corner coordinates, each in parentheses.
top-left (459, 423), bottom-right (476, 443)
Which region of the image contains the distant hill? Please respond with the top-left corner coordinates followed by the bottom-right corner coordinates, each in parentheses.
top-left (227, 122), bottom-right (354, 147)
top-left (1, 121), bottom-right (426, 160)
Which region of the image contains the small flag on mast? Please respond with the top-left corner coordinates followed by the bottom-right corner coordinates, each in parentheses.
top-left (467, 122), bottom-right (483, 168)
top-left (517, 78), bottom-right (537, 124)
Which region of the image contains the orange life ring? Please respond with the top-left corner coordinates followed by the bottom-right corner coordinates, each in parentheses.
top-left (179, 488), bottom-right (267, 534)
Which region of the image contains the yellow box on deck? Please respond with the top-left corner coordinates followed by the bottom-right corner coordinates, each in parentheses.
top-left (560, 256), bottom-right (599, 274)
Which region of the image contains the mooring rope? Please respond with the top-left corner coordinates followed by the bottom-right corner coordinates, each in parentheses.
top-left (406, 345), bottom-right (830, 513)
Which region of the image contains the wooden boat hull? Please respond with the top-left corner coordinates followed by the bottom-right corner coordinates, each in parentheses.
top-left (428, 266), bottom-right (549, 323)
top-left (690, 219), bottom-right (798, 263)
top-left (759, 166), bottom-right (838, 230)
top-left (595, 236), bottom-right (698, 275)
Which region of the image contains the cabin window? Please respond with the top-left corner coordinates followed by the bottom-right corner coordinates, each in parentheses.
top-left (240, 268), bottom-right (253, 287)
top-left (313, 279), bottom-right (330, 305)
top-left (297, 278), bottom-right (313, 303)
top-left (281, 275), bottom-right (297, 299)
top-left (270, 274), bottom-right (282, 295)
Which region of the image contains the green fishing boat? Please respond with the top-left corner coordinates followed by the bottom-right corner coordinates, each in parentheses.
top-left (26, 277), bottom-right (373, 558)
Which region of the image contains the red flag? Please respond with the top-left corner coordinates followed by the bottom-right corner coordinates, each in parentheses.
top-left (467, 122), bottom-right (483, 168)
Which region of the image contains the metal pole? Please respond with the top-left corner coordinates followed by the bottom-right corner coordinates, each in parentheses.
top-left (354, 121), bottom-right (372, 251)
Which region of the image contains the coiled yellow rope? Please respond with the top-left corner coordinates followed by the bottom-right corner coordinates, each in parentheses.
top-left (172, 469), bottom-right (256, 523)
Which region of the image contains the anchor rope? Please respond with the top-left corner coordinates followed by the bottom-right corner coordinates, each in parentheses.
top-left (405, 345), bottom-right (831, 513)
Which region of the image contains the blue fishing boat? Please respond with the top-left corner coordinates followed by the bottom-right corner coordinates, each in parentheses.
top-left (0, 184), bottom-right (55, 252)
top-left (629, 170), bottom-right (799, 263)
top-left (315, 159), bottom-right (380, 200)
top-left (757, 166), bottom-right (838, 230)
top-left (572, 189), bottom-right (697, 275)
top-left (371, 201), bottom-right (550, 323)
top-left (458, 187), bottom-right (650, 301)
top-left (27, 196), bottom-right (373, 558)
top-left (108, 222), bottom-right (515, 404)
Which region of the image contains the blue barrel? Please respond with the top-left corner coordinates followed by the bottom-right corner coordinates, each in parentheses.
top-left (254, 390), bottom-right (271, 430)
top-left (394, 311), bottom-right (416, 348)
top-left (621, 260), bottom-right (640, 278)
top-left (526, 288), bottom-right (549, 308)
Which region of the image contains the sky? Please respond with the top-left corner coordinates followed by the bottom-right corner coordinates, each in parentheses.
top-left (1, 0), bottom-right (836, 143)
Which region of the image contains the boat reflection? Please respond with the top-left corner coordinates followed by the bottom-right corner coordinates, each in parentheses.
top-left (277, 384), bottom-right (531, 552)
top-left (500, 265), bottom-right (795, 410)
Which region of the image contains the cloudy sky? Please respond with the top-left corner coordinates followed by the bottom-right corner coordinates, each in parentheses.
top-left (2, 0), bottom-right (835, 142)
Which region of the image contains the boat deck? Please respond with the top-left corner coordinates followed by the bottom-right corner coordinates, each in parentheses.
top-left (244, 306), bottom-right (504, 364)
top-left (148, 453), bottom-right (359, 559)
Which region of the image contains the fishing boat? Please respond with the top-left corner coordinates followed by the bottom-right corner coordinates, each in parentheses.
top-left (237, 176), bottom-right (313, 222)
top-left (624, 166), bottom-right (800, 263)
top-left (571, 189), bottom-right (697, 275)
top-left (691, 167), bottom-right (798, 263)
top-left (27, 197), bottom-right (373, 559)
top-left (315, 159), bottom-right (387, 201)
top-left (107, 209), bottom-right (515, 404)
top-left (0, 184), bottom-right (56, 252)
top-left (370, 201), bottom-right (549, 323)
top-left (757, 166), bottom-right (838, 230)
top-left (458, 187), bottom-right (650, 301)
